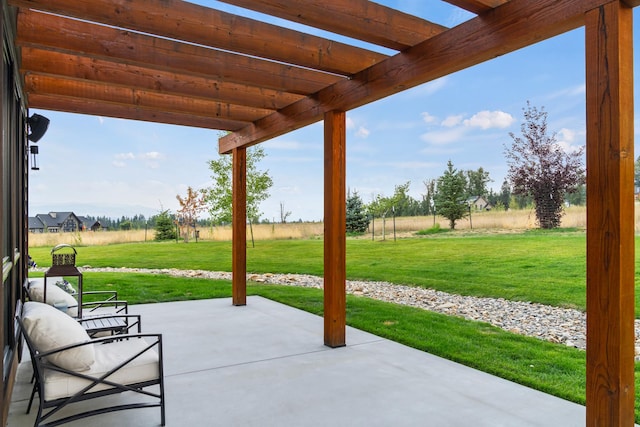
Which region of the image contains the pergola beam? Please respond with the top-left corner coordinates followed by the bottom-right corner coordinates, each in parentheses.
top-left (10, 0), bottom-right (387, 76)
top-left (218, 0), bottom-right (448, 51)
top-left (24, 74), bottom-right (273, 124)
top-left (219, 0), bottom-right (609, 152)
top-left (26, 94), bottom-right (247, 130)
top-left (17, 10), bottom-right (342, 97)
top-left (585, 2), bottom-right (635, 425)
top-left (21, 48), bottom-right (305, 111)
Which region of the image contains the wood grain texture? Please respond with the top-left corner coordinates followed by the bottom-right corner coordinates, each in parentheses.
top-left (232, 148), bottom-right (247, 306)
top-left (10, 0), bottom-right (387, 76)
top-left (26, 94), bottom-right (247, 131)
top-left (21, 47), bottom-right (305, 111)
top-left (323, 110), bottom-right (346, 348)
top-left (585, 3), bottom-right (635, 426)
top-left (17, 10), bottom-right (340, 96)
top-left (218, 0), bottom-right (447, 51)
top-left (24, 74), bottom-right (274, 123)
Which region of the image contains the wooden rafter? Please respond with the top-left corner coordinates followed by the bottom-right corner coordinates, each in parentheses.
top-left (219, 0), bottom-right (605, 152)
top-left (23, 74), bottom-right (273, 123)
top-left (28, 94), bottom-right (247, 130)
top-left (21, 48), bottom-right (304, 112)
top-left (17, 10), bottom-right (342, 96)
top-left (10, 0), bottom-right (388, 76)
top-left (218, 0), bottom-right (448, 51)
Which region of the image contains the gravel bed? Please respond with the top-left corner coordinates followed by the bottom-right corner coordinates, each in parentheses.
top-left (60, 267), bottom-right (640, 358)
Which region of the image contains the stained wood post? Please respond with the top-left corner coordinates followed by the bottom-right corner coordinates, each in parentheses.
top-left (585, 3), bottom-right (635, 426)
top-left (324, 110), bottom-right (346, 348)
top-left (232, 147), bottom-right (247, 306)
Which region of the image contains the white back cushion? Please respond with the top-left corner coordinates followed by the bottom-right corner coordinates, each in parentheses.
top-left (22, 301), bottom-right (95, 372)
top-left (28, 278), bottom-right (78, 317)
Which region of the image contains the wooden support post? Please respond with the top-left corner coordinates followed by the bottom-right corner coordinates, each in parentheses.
top-left (585, 3), bottom-right (635, 426)
top-left (324, 110), bottom-right (346, 348)
top-left (232, 147), bottom-right (247, 306)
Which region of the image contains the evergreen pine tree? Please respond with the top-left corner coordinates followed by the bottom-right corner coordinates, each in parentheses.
top-left (346, 191), bottom-right (369, 233)
top-left (434, 160), bottom-right (468, 229)
top-left (154, 210), bottom-right (177, 241)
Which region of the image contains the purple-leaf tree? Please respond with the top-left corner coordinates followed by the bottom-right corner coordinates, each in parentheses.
top-left (505, 102), bottom-right (585, 229)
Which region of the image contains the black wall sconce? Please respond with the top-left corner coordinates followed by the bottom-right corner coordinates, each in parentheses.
top-left (27, 113), bottom-right (50, 142)
top-left (27, 113), bottom-right (49, 171)
top-left (30, 145), bottom-right (39, 170)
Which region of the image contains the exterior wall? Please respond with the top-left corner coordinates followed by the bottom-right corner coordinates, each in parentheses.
top-left (0, 3), bottom-right (29, 426)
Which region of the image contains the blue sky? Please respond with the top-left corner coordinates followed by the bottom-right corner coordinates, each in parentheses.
top-left (28, 2), bottom-right (635, 222)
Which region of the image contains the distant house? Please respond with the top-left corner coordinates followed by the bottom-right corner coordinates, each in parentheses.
top-left (466, 196), bottom-right (493, 211)
top-left (28, 216), bottom-right (45, 233)
top-left (77, 216), bottom-right (103, 231)
top-left (28, 212), bottom-right (87, 233)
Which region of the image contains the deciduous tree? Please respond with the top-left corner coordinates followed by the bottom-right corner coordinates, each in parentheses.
top-left (499, 179), bottom-right (511, 210)
top-left (279, 202), bottom-right (291, 224)
top-left (465, 168), bottom-right (492, 198)
top-left (421, 179), bottom-right (437, 215)
top-left (505, 102), bottom-right (584, 228)
top-left (176, 186), bottom-right (207, 242)
top-left (205, 145), bottom-right (273, 225)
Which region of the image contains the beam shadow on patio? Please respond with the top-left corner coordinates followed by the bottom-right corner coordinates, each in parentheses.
top-left (9, 296), bottom-right (586, 426)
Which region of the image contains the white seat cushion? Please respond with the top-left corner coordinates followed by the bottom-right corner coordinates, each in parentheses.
top-left (28, 278), bottom-right (78, 317)
top-left (42, 337), bottom-right (160, 401)
top-left (22, 301), bottom-right (95, 372)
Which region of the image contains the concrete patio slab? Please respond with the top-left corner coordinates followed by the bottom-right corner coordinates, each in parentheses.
top-left (9, 296), bottom-right (587, 426)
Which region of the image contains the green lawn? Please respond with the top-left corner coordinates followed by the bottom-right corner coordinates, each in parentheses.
top-left (31, 231), bottom-right (591, 309)
top-left (27, 230), bottom-right (640, 421)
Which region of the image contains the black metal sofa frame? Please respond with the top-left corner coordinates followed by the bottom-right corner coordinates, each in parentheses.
top-left (17, 315), bottom-right (165, 426)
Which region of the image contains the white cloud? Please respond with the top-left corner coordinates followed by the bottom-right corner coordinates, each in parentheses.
top-left (556, 127), bottom-right (584, 154)
top-left (355, 126), bottom-right (370, 138)
top-left (441, 115), bottom-right (463, 127)
top-left (557, 128), bottom-right (575, 143)
top-left (463, 110), bottom-right (515, 129)
top-left (140, 151), bottom-right (163, 160)
top-left (420, 127), bottom-right (466, 145)
top-left (115, 152), bottom-right (135, 160)
top-left (421, 112), bottom-right (437, 124)
top-left (346, 117), bottom-right (355, 130)
top-left (419, 109), bottom-right (516, 148)
top-left (407, 76), bottom-right (450, 98)
top-left (345, 115), bottom-right (370, 138)
top-left (420, 77), bottom-right (449, 96)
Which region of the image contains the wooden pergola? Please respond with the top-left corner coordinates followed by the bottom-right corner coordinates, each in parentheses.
top-left (6, 0), bottom-right (638, 425)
